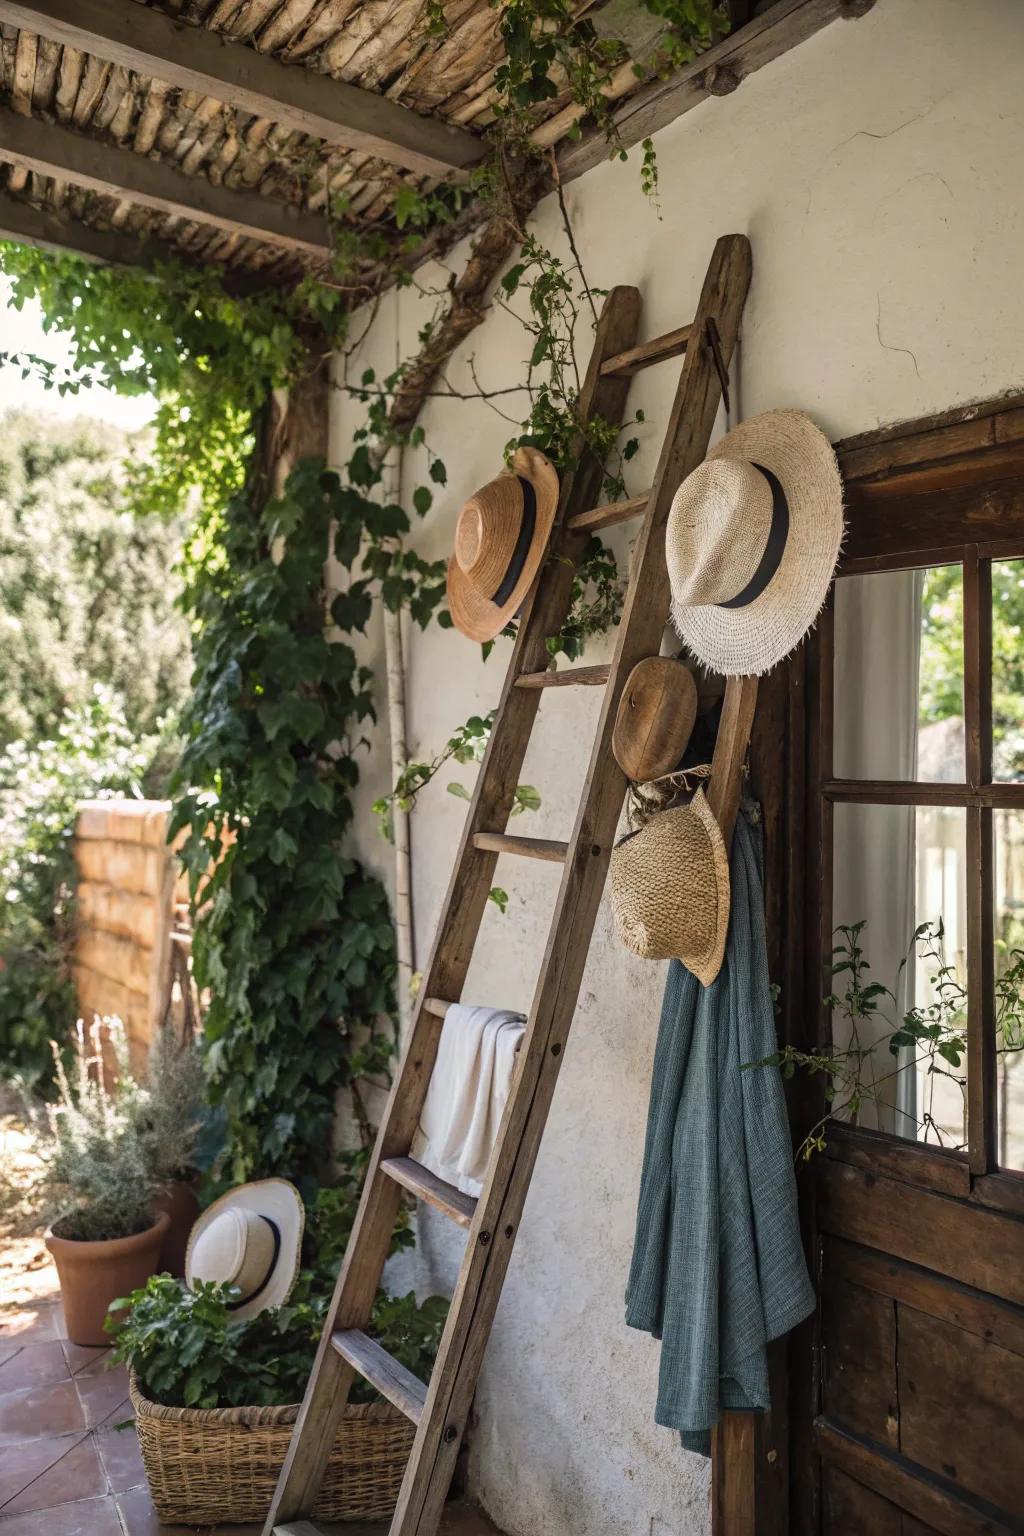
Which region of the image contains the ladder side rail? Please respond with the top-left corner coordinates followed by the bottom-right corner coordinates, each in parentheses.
top-left (262, 284), bottom-right (641, 1534)
top-left (391, 234), bottom-right (752, 1536)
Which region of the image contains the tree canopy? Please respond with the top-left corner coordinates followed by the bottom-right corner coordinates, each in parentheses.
top-left (0, 410), bottom-right (191, 755)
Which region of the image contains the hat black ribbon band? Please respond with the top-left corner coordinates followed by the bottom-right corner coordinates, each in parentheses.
top-left (716, 463), bottom-right (790, 611)
top-left (227, 1215), bottom-right (281, 1310)
top-left (490, 476), bottom-right (536, 607)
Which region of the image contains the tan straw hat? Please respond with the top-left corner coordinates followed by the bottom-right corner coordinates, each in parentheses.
top-left (612, 657), bottom-right (698, 782)
top-left (185, 1178), bottom-right (304, 1321)
top-left (609, 788), bottom-right (730, 986)
top-left (447, 446), bottom-right (560, 643)
top-left (666, 409), bottom-right (843, 676)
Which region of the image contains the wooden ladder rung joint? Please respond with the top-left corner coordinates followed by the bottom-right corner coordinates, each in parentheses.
top-left (381, 1156), bottom-right (478, 1228)
top-left (472, 832), bottom-right (568, 863)
top-left (330, 1330), bottom-right (427, 1425)
top-left (568, 493), bottom-right (649, 534)
top-left (600, 323), bottom-right (693, 378)
top-left (514, 664), bottom-right (610, 689)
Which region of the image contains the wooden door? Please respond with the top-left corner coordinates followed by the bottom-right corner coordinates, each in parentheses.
top-left (792, 397), bottom-right (1024, 1536)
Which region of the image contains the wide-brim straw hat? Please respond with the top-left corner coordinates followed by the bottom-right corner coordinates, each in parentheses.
top-left (609, 788), bottom-right (730, 986)
top-left (185, 1178), bottom-right (304, 1321)
top-left (447, 446), bottom-right (560, 643)
top-left (666, 409), bottom-right (843, 676)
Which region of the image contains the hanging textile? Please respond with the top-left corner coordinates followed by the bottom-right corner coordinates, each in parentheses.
top-left (625, 804), bottom-right (814, 1454)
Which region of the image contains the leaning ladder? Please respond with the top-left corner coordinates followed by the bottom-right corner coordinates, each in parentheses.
top-left (265, 233), bottom-right (753, 1536)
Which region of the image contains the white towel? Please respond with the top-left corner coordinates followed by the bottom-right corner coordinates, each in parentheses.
top-left (414, 1004), bottom-right (527, 1198)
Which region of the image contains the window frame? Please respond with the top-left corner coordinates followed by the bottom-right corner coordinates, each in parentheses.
top-left (807, 395), bottom-right (1024, 1214)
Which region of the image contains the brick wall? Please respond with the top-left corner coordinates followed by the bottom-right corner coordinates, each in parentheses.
top-left (72, 800), bottom-right (185, 1069)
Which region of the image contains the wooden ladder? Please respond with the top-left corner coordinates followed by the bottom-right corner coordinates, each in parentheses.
top-left (265, 232), bottom-right (753, 1536)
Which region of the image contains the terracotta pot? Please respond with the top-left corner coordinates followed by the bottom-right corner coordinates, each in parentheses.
top-left (154, 1174), bottom-right (201, 1278)
top-left (45, 1211), bottom-right (170, 1347)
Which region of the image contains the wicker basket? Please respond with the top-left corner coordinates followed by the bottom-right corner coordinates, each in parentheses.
top-left (129, 1371), bottom-right (415, 1525)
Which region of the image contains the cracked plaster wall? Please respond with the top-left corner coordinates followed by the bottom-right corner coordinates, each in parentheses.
top-left (329, 1), bottom-right (1024, 1531)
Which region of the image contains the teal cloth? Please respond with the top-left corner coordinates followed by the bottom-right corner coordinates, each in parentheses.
top-left (625, 804), bottom-right (815, 1455)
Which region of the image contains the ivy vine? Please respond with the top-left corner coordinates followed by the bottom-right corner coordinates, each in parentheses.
top-left (170, 456), bottom-right (400, 1184)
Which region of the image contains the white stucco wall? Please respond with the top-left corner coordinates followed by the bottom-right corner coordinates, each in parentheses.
top-left (329, 2), bottom-right (1024, 1531)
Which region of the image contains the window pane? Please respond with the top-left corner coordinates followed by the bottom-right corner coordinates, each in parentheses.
top-left (832, 802), bottom-right (968, 1150)
top-left (992, 560), bottom-right (1024, 782)
top-left (833, 566), bottom-right (966, 783)
top-left (995, 809), bottom-right (1024, 1168)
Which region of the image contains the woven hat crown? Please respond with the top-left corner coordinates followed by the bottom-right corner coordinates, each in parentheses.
top-left (454, 475), bottom-right (524, 596)
top-left (668, 458), bottom-right (774, 606)
top-left (189, 1207), bottom-right (275, 1298)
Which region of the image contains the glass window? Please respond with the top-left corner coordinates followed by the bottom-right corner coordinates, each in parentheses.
top-left (992, 559), bottom-right (1024, 782)
top-left (833, 565), bottom-right (966, 783)
top-left (832, 802), bottom-right (968, 1150)
top-left (995, 809), bottom-right (1024, 1169)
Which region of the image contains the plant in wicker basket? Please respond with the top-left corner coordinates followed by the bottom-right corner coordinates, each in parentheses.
top-left (106, 1176), bottom-right (448, 1524)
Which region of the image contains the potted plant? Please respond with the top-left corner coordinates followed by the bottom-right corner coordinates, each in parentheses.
top-left (106, 1180), bottom-right (448, 1526)
top-left (34, 1017), bottom-right (168, 1345)
top-left (136, 1012), bottom-right (206, 1277)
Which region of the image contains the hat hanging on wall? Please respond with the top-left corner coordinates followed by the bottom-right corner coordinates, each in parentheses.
top-left (609, 787), bottom-right (730, 986)
top-left (666, 408), bottom-right (844, 677)
top-left (186, 1178), bottom-right (304, 1321)
top-left (447, 447), bottom-right (561, 644)
top-left (612, 656), bottom-right (698, 782)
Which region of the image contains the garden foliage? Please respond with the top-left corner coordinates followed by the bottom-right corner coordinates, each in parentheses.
top-left (170, 458), bottom-right (399, 1186)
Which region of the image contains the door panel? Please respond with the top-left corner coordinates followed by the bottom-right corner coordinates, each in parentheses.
top-left (798, 412), bottom-right (1024, 1536)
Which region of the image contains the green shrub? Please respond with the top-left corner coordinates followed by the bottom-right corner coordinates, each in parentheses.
top-left (32, 1017), bottom-right (158, 1242)
top-left (0, 687), bottom-right (158, 1088)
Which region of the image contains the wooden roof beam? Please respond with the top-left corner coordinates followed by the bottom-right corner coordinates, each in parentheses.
top-left (0, 104), bottom-right (330, 257)
top-left (0, 186), bottom-right (173, 267)
top-left (0, 0), bottom-right (485, 181)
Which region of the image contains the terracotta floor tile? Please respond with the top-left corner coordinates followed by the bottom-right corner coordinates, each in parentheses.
top-left (74, 1367), bottom-right (130, 1430)
top-left (92, 1428), bottom-right (145, 1495)
top-left (61, 1346), bottom-right (109, 1379)
top-left (0, 1381), bottom-right (86, 1447)
top-left (0, 1344), bottom-right (72, 1392)
top-left (0, 1308), bottom-right (61, 1347)
top-left (114, 1483), bottom-right (263, 1534)
top-left (1, 1435), bottom-right (105, 1516)
top-left (0, 1493), bottom-right (123, 1534)
top-left (0, 1433), bottom-right (86, 1507)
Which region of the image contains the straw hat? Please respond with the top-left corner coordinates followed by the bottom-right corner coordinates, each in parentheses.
top-left (447, 447), bottom-right (560, 643)
top-left (609, 788), bottom-right (730, 986)
top-left (185, 1179), bottom-right (304, 1321)
top-left (666, 409), bottom-right (843, 676)
top-left (612, 657), bottom-right (698, 782)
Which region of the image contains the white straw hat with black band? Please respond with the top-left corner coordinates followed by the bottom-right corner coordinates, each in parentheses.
top-left (185, 1178), bottom-right (304, 1321)
top-left (666, 409), bottom-right (844, 677)
top-left (447, 446), bottom-right (560, 644)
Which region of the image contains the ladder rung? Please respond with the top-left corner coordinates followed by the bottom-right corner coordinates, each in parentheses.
top-left (515, 664), bottom-right (610, 690)
top-left (568, 492), bottom-right (649, 534)
top-left (473, 832), bottom-right (568, 863)
top-left (423, 996), bottom-right (454, 1017)
top-left (275, 1524), bottom-right (324, 1535)
top-left (600, 323), bottom-right (693, 378)
top-left (330, 1329), bottom-right (427, 1424)
top-left (382, 1155), bottom-right (478, 1228)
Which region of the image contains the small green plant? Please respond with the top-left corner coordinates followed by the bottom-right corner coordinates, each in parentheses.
top-left (31, 1017), bottom-right (158, 1243)
top-left (108, 1173), bottom-right (446, 1410)
top-left (135, 1019), bottom-right (206, 1186)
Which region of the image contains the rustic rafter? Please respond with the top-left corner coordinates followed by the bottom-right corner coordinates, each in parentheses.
top-left (0, 104), bottom-right (330, 257)
top-left (0, 186), bottom-right (176, 267)
top-left (0, 0), bottom-right (486, 181)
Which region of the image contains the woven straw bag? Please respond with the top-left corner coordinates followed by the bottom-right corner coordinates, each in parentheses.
top-left (609, 787), bottom-right (730, 986)
top-left (130, 1370), bottom-right (414, 1525)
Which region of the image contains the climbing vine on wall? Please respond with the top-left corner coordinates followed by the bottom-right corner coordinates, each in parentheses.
top-left (170, 455), bottom-right (400, 1184)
